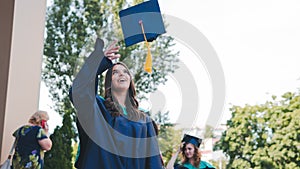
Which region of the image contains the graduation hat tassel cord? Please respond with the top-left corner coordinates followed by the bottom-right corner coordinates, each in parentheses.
top-left (139, 20), bottom-right (152, 74)
top-left (119, 0), bottom-right (166, 73)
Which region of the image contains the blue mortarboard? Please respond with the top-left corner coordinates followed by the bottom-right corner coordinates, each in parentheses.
top-left (119, 0), bottom-right (166, 47)
top-left (182, 134), bottom-right (202, 148)
top-left (119, 0), bottom-right (166, 73)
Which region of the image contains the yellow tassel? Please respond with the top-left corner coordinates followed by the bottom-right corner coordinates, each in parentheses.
top-left (139, 20), bottom-right (152, 73)
top-left (144, 46), bottom-right (152, 73)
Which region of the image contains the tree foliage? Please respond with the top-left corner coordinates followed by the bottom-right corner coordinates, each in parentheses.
top-left (44, 111), bottom-right (76, 169)
top-left (215, 92), bottom-right (300, 169)
top-left (153, 111), bottom-right (182, 166)
top-left (42, 0), bottom-right (179, 168)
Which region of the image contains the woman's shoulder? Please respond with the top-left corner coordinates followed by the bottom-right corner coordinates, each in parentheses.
top-left (200, 160), bottom-right (216, 169)
top-left (138, 107), bottom-right (149, 114)
top-left (181, 161), bottom-right (215, 169)
top-left (13, 126), bottom-right (23, 137)
top-left (138, 107), bottom-right (151, 119)
top-left (175, 163), bottom-right (189, 169)
top-left (181, 162), bottom-right (195, 169)
top-left (13, 125), bottom-right (41, 137)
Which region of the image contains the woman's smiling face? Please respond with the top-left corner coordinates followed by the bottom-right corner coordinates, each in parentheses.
top-left (184, 143), bottom-right (195, 159)
top-left (111, 64), bottom-right (131, 91)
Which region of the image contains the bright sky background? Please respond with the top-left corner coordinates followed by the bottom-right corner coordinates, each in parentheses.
top-left (40, 0), bottom-right (300, 133)
top-left (158, 0), bottom-right (300, 127)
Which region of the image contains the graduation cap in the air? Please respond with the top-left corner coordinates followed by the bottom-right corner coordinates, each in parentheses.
top-left (119, 0), bottom-right (166, 73)
top-left (181, 134), bottom-right (202, 148)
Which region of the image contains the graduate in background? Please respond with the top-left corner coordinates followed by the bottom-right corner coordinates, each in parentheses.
top-left (166, 134), bottom-right (216, 169)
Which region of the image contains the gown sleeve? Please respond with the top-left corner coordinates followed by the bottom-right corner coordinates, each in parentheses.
top-left (70, 38), bottom-right (127, 169)
top-left (145, 117), bottom-right (164, 169)
top-left (70, 38), bottom-right (119, 154)
top-left (69, 40), bottom-right (112, 103)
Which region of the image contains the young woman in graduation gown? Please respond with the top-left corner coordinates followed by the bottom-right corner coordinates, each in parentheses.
top-left (69, 38), bottom-right (164, 169)
top-left (166, 135), bottom-right (216, 169)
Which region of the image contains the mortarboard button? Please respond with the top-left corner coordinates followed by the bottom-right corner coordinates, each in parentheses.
top-left (119, 0), bottom-right (166, 73)
top-left (181, 134), bottom-right (202, 148)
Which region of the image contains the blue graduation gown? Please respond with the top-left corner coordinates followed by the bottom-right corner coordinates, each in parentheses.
top-left (70, 38), bottom-right (163, 169)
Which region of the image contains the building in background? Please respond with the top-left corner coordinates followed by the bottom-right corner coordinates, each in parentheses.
top-left (0, 0), bottom-right (46, 163)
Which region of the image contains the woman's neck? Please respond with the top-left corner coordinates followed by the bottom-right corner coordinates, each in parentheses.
top-left (112, 90), bottom-right (128, 107)
top-left (28, 123), bottom-right (34, 126)
top-left (188, 158), bottom-right (194, 165)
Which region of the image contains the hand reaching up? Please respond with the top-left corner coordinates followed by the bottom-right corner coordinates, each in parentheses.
top-left (104, 40), bottom-right (121, 61)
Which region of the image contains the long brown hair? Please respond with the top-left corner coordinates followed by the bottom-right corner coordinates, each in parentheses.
top-left (181, 143), bottom-right (201, 168)
top-left (104, 62), bottom-right (145, 121)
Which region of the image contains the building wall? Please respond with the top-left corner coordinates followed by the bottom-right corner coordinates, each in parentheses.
top-left (0, 0), bottom-right (15, 161)
top-left (0, 0), bottom-right (47, 163)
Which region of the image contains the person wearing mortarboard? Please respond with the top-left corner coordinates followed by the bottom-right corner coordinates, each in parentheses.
top-left (69, 1), bottom-right (166, 169)
top-left (166, 134), bottom-right (216, 169)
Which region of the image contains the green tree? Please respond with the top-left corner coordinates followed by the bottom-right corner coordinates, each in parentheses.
top-left (44, 112), bottom-right (76, 169)
top-left (215, 92), bottom-right (300, 169)
top-left (153, 111), bottom-right (182, 166)
top-left (42, 0), bottom-right (179, 168)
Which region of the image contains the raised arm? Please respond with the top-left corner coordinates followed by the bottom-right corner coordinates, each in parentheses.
top-left (39, 138), bottom-right (52, 151)
top-left (70, 38), bottom-right (106, 102)
top-left (166, 145), bottom-right (181, 169)
top-left (69, 39), bottom-right (120, 102)
top-left (70, 38), bottom-right (121, 152)
top-left (38, 127), bottom-right (52, 151)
